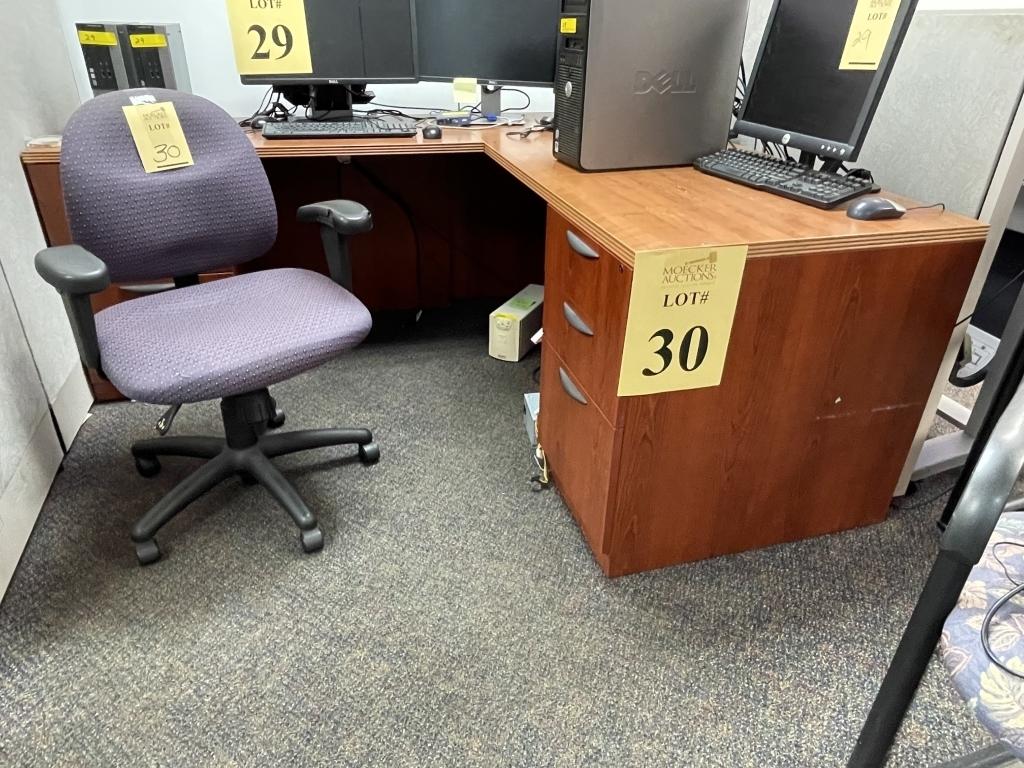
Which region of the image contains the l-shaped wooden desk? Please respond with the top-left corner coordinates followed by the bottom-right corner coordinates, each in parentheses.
top-left (22, 128), bottom-right (988, 576)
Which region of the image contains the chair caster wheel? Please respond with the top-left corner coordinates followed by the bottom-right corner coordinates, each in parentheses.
top-left (135, 539), bottom-right (161, 566)
top-left (359, 442), bottom-right (380, 465)
top-left (268, 408), bottom-right (286, 429)
top-left (135, 455), bottom-right (161, 478)
top-left (301, 527), bottom-right (324, 553)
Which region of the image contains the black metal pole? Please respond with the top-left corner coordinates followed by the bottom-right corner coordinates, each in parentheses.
top-left (847, 551), bottom-right (974, 768)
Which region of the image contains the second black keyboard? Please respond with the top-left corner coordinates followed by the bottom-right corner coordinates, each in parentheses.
top-left (694, 148), bottom-right (879, 209)
top-left (262, 116), bottom-right (418, 139)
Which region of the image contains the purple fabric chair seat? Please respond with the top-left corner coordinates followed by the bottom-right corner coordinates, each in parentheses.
top-left (940, 512), bottom-right (1024, 760)
top-left (95, 268), bottom-right (372, 405)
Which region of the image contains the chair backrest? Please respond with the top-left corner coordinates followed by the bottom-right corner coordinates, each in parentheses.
top-left (60, 88), bottom-right (277, 282)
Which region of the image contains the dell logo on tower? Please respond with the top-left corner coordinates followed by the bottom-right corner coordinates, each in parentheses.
top-left (634, 70), bottom-right (697, 95)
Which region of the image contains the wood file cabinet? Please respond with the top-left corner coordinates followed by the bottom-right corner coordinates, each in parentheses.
top-left (538, 208), bottom-right (984, 577)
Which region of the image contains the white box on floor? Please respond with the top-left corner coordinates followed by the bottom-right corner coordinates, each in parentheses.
top-left (489, 285), bottom-right (544, 362)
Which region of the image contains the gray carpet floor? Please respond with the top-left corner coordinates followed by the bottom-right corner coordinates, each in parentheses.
top-left (0, 306), bottom-right (996, 767)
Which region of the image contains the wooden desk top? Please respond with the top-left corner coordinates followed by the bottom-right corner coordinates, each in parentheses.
top-left (22, 127), bottom-right (987, 266)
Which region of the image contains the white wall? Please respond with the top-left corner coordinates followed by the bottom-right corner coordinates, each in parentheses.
top-left (5, 1), bottom-right (92, 441)
top-left (0, 268), bottom-right (64, 599)
top-left (56, 0), bottom-right (556, 117)
top-left (1, 0), bottom-right (92, 598)
top-left (57, 0), bottom-right (1024, 119)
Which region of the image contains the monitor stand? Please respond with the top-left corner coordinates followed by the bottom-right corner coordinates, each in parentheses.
top-left (798, 150), bottom-right (843, 174)
top-left (278, 83), bottom-right (375, 122)
top-left (480, 84), bottom-right (503, 117)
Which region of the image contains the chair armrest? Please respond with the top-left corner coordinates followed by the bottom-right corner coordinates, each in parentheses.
top-left (35, 246), bottom-right (110, 371)
top-left (297, 200), bottom-right (373, 235)
top-left (941, 382), bottom-right (1024, 565)
top-left (36, 245), bottom-right (110, 295)
top-left (297, 200), bottom-right (373, 289)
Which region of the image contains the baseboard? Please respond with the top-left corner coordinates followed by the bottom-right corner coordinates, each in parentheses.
top-left (50, 365), bottom-right (92, 448)
top-left (0, 412), bottom-right (64, 600)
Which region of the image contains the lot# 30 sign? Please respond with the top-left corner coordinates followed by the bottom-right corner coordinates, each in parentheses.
top-left (618, 245), bottom-right (748, 397)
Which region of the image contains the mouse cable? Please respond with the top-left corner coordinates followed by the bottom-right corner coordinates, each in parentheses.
top-left (238, 87), bottom-right (275, 127)
top-left (983, 580), bottom-right (1024, 679)
top-left (889, 482), bottom-right (956, 511)
top-left (366, 100), bottom-right (452, 114)
top-left (954, 265), bottom-right (1024, 328)
top-left (992, 541), bottom-right (1024, 587)
top-left (905, 202), bottom-right (946, 213)
top-left (506, 124), bottom-right (552, 139)
top-left (499, 88), bottom-right (531, 114)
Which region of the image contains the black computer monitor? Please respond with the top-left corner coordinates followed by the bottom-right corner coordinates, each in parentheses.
top-left (414, 0), bottom-right (559, 87)
top-left (734, 0), bottom-right (918, 163)
top-left (239, 0), bottom-right (418, 87)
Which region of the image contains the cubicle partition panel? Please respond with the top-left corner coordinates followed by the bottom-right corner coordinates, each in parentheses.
top-left (861, 10), bottom-right (1024, 493)
top-left (856, 10), bottom-right (1024, 218)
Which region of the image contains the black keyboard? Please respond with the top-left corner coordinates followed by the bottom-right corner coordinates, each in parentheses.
top-left (261, 116), bottom-right (418, 139)
top-left (694, 148), bottom-right (879, 209)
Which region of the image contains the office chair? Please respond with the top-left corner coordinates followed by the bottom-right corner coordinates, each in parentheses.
top-left (848, 376), bottom-right (1024, 766)
top-left (35, 88), bottom-right (381, 566)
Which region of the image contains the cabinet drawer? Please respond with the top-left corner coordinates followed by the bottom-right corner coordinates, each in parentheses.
top-left (538, 342), bottom-right (621, 561)
top-left (543, 210), bottom-right (631, 425)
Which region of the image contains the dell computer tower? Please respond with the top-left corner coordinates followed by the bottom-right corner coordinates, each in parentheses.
top-left (554, 0), bottom-right (749, 171)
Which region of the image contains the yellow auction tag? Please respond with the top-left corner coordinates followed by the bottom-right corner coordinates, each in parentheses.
top-left (78, 29), bottom-right (117, 46)
top-left (225, 0), bottom-right (313, 76)
top-left (560, 18), bottom-right (577, 34)
top-left (839, 0), bottom-right (903, 71)
top-left (122, 102), bottom-right (195, 174)
top-left (129, 33), bottom-right (168, 48)
top-left (618, 245), bottom-right (748, 397)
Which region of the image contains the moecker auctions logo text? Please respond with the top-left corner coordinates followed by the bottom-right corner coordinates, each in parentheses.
top-left (661, 252), bottom-right (717, 307)
top-left (662, 252), bottom-right (718, 284)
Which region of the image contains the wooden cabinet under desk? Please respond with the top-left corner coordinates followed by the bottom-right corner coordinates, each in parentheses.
top-left (538, 208), bottom-right (985, 577)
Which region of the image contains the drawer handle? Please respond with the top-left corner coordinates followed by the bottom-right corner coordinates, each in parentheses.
top-left (566, 230), bottom-right (599, 260)
top-left (559, 368), bottom-right (589, 405)
top-left (562, 302), bottom-right (594, 337)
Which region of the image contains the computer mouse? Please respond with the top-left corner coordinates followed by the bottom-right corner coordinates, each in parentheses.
top-left (846, 196), bottom-right (907, 221)
top-left (422, 125), bottom-right (443, 140)
top-left (250, 115), bottom-right (269, 130)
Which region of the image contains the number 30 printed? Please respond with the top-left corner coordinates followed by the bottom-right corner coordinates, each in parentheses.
top-left (642, 326), bottom-right (710, 377)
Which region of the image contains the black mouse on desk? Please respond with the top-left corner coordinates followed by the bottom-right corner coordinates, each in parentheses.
top-left (846, 196), bottom-right (906, 221)
top-left (422, 125), bottom-right (443, 140)
top-left (250, 115), bottom-right (269, 130)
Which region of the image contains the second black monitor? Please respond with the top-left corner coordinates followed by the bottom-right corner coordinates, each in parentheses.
top-left (415, 0), bottom-right (560, 86)
top-left (735, 0), bottom-right (917, 162)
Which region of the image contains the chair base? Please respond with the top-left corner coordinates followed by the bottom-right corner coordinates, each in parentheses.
top-left (128, 389), bottom-right (378, 566)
